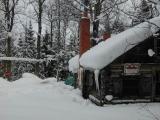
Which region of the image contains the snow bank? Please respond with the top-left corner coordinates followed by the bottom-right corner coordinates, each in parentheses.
top-left (0, 77), bottom-right (10, 88)
top-left (69, 55), bottom-right (79, 73)
top-left (80, 16), bottom-right (160, 70)
top-left (22, 73), bottom-right (41, 79)
top-left (16, 73), bottom-right (42, 85)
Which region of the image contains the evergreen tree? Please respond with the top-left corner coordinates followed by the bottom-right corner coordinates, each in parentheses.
top-left (66, 34), bottom-right (78, 57)
top-left (17, 21), bottom-right (36, 59)
top-left (40, 30), bottom-right (72, 79)
top-left (14, 21), bottom-right (36, 78)
top-left (41, 30), bottom-right (50, 58)
top-left (112, 18), bottom-right (125, 34)
top-left (26, 21), bottom-right (36, 59)
top-left (132, 0), bottom-right (153, 26)
top-left (0, 20), bottom-right (5, 57)
top-left (0, 20), bottom-right (5, 77)
top-left (17, 34), bottom-right (27, 57)
top-left (40, 30), bottom-right (60, 78)
top-left (40, 30), bottom-right (50, 77)
top-left (141, 0), bottom-right (152, 18)
top-left (14, 35), bottom-right (28, 78)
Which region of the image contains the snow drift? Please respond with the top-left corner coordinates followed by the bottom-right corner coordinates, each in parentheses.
top-left (80, 16), bottom-right (160, 70)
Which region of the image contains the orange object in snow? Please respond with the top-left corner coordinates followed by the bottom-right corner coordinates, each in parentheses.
top-left (79, 17), bottom-right (90, 56)
top-left (4, 70), bottom-right (12, 78)
top-left (103, 32), bottom-right (111, 40)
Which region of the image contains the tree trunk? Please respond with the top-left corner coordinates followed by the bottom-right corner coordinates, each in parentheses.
top-left (57, 0), bottom-right (61, 48)
top-left (5, 36), bottom-right (12, 81)
top-left (92, 0), bottom-right (102, 46)
top-left (5, 0), bottom-right (12, 81)
top-left (35, 0), bottom-right (43, 76)
top-left (50, 21), bottom-right (53, 48)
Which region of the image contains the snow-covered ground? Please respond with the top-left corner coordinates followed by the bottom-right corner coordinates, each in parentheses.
top-left (0, 73), bottom-right (160, 120)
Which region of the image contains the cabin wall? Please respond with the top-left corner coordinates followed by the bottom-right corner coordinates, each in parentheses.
top-left (106, 35), bottom-right (160, 100)
top-left (114, 36), bottom-right (157, 63)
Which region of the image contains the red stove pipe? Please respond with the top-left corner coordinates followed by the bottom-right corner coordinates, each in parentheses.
top-left (79, 17), bottom-right (90, 56)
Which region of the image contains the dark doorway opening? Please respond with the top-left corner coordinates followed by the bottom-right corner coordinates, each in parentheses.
top-left (122, 79), bottom-right (140, 97)
top-left (155, 72), bottom-right (160, 97)
top-left (156, 82), bottom-right (160, 96)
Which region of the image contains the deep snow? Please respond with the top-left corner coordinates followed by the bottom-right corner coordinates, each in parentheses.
top-left (0, 73), bottom-right (160, 120)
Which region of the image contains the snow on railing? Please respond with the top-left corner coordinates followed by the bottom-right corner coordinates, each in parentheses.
top-left (0, 57), bottom-right (55, 62)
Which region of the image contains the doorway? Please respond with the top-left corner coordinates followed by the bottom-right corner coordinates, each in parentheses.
top-left (122, 78), bottom-right (140, 97)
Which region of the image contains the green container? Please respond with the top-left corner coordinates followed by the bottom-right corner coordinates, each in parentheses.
top-left (64, 74), bottom-right (75, 87)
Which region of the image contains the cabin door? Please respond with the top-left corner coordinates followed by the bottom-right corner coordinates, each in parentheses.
top-left (122, 78), bottom-right (140, 97)
top-left (156, 72), bottom-right (160, 96)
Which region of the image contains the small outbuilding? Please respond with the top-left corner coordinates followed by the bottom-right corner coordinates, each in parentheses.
top-left (69, 16), bottom-right (160, 105)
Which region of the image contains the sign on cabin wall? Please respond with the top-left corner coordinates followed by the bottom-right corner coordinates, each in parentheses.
top-left (124, 63), bottom-right (141, 76)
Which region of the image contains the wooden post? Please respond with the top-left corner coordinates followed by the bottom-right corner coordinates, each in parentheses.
top-left (5, 36), bottom-right (12, 81)
top-left (151, 68), bottom-right (156, 101)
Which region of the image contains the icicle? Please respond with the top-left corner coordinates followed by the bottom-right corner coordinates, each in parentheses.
top-left (78, 67), bottom-right (84, 87)
top-left (94, 70), bottom-right (100, 92)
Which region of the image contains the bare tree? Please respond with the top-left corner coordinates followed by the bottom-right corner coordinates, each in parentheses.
top-left (29, 0), bottom-right (46, 76)
top-left (0, 0), bottom-right (19, 80)
top-left (84, 0), bottom-right (128, 45)
top-left (44, 0), bottom-right (56, 48)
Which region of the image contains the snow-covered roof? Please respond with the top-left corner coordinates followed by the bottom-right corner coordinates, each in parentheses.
top-left (68, 55), bottom-right (79, 73)
top-left (80, 16), bottom-right (160, 70)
